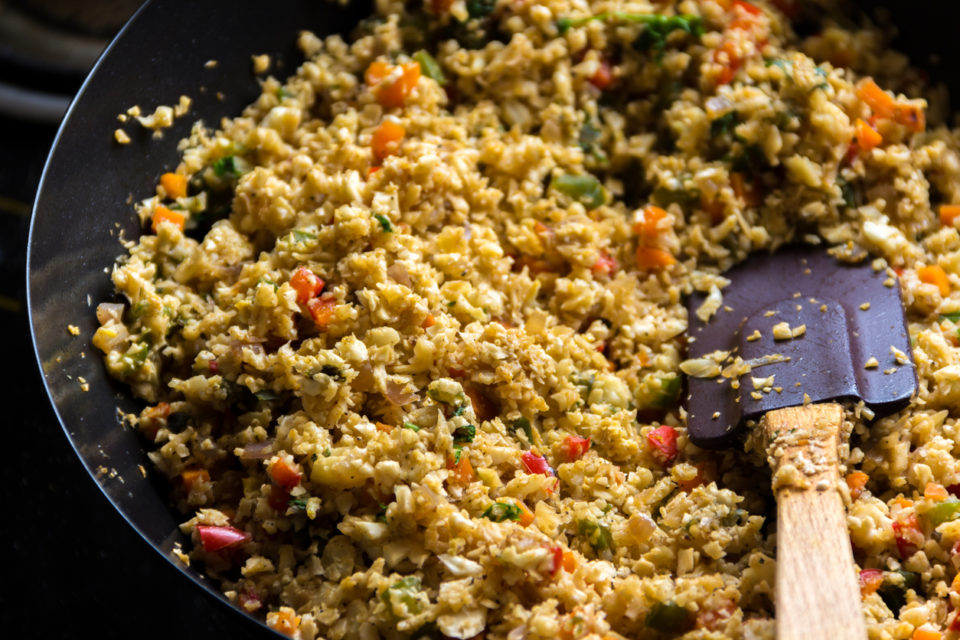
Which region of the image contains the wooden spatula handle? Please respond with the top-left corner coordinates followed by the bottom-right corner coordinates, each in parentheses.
top-left (763, 404), bottom-right (866, 640)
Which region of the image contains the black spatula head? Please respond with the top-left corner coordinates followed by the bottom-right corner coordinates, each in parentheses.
top-left (685, 245), bottom-right (917, 449)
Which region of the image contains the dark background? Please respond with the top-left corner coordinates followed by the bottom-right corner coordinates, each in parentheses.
top-left (1, 1), bottom-right (263, 637)
top-left (1, 88), bottom-right (265, 640)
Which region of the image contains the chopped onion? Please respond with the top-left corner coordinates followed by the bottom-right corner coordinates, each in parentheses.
top-left (387, 263), bottom-right (412, 288)
top-left (96, 302), bottom-right (125, 325)
top-left (384, 378), bottom-right (416, 405)
top-left (237, 439), bottom-right (274, 460)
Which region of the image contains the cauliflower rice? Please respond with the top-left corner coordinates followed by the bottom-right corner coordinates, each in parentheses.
top-left (93, 1), bottom-right (960, 638)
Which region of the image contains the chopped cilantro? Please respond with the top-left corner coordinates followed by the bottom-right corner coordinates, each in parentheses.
top-left (373, 214), bottom-right (393, 232)
top-left (709, 110), bottom-right (740, 138)
top-left (452, 424), bottom-right (476, 444)
top-left (212, 155), bottom-right (238, 177)
top-left (482, 501), bottom-right (523, 522)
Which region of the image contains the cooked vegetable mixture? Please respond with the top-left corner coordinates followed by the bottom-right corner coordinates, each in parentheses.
top-left (93, 0), bottom-right (960, 638)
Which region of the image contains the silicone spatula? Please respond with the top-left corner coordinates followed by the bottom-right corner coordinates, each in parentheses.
top-left (685, 245), bottom-right (916, 640)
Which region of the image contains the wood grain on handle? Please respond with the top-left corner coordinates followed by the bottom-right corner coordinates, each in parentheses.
top-left (762, 404), bottom-right (866, 640)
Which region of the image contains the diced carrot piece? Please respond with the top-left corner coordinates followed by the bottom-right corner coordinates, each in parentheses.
top-left (375, 421), bottom-right (393, 432)
top-left (306, 295), bottom-right (337, 328)
top-left (858, 568), bottom-right (884, 597)
top-left (633, 205), bottom-right (669, 240)
top-left (940, 205), bottom-right (960, 228)
top-left (421, 314), bottom-right (436, 329)
top-left (912, 626), bottom-right (942, 640)
top-left (853, 118), bottom-right (882, 152)
top-left (925, 482), bottom-right (950, 502)
top-left (733, 0), bottom-right (763, 16)
top-left (364, 60), bottom-right (393, 86)
top-left (267, 607), bottom-right (301, 637)
top-left (368, 165), bottom-right (381, 177)
top-left (561, 549), bottom-right (577, 572)
top-left (269, 457), bottom-right (302, 490)
top-left (952, 571), bottom-right (960, 592)
top-left (516, 500), bottom-right (535, 527)
top-left (919, 264), bottom-right (951, 296)
top-left (894, 103), bottom-right (926, 133)
top-left (636, 246), bottom-right (677, 270)
top-left (151, 205), bottom-right (185, 232)
top-left (589, 60), bottom-right (614, 90)
top-left (857, 78), bottom-right (897, 120)
top-left (731, 172), bottom-right (761, 207)
top-left (374, 62), bottom-right (420, 109)
top-left (893, 496), bottom-right (915, 510)
top-left (371, 119), bottom-right (405, 162)
top-left (446, 452), bottom-right (475, 484)
top-left (160, 172), bottom-right (188, 199)
top-left (846, 471), bottom-right (869, 500)
top-left (289, 266), bottom-right (324, 305)
top-left (181, 468), bottom-right (210, 492)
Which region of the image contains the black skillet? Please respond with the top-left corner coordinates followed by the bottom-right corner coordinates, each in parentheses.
top-left (27, 0), bottom-right (369, 636)
top-left (26, 0), bottom-right (960, 637)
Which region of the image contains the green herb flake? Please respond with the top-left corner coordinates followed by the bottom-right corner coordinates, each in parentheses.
top-left (374, 214), bottom-right (393, 233)
top-left (577, 518), bottom-right (613, 551)
top-left (483, 501), bottom-right (522, 522)
top-left (651, 374), bottom-right (682, 409)
top-left (413, 50), bottom-right (446, 85)
top-left (288, 497), bottom-right (307, 511)
top-left (709, 110), bottom-right (739, 138)
top-left (212, 155), bottom-right (238, 177)
top-left (402, 422), bottom-right (421, 432)
top-left (645, 601), bottom-right (694, 633)
top-left (551, 173), bottom-right (606, 209)
top-left (466, 0), bottom-right (496, 19)
top-left (510, 417), bottom-right (533, 442)
top-left (452, 424), bottom-right (476, 444)
top-left (877, 570), bottom-right (920, 614)
top-left (290, 229), bottom-right (317, 244)
top-left (381, 576), bottom-right (422, 614)
top-left (652, 186), bottom-right (700, 209)
top-left (923, 498), bottom-right (960, 527)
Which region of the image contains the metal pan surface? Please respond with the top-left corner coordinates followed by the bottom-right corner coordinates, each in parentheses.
top-left (27, 0), bottom-right (368, 635)
top-left (25, 0), bottom-right (960, 636)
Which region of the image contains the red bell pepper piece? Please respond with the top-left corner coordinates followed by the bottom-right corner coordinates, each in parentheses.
top-left (269, 457), bottom-right (302, 490)
top-left (646, 425), bottom-right (679, 463)
top-left (549, 545), bottom-right (564, 576)
top-left (560, 435), bottom-right (591, 462)
top-left (858, 568), bottom-right (884, 597)
top-left (196, 524), bottom-right (249, 552)
top-left (289, 266), bottom-right (324, 305)
top-left (892, 513), bottom-right (923, 559)
top-left (591, 250), bottom-right (617, 277)
top-left (521, 451), bottom-right (554, 476)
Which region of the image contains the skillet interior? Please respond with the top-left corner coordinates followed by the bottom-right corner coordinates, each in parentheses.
top-left (26, 0), bottom-right (960, 635)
